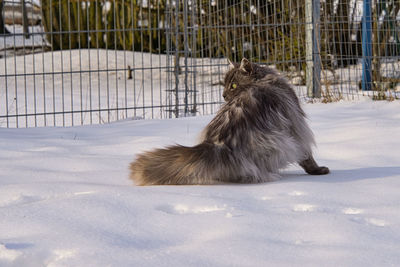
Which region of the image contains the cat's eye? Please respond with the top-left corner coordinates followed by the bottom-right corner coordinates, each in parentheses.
top-left (232, 83), bottom-right (237, 89)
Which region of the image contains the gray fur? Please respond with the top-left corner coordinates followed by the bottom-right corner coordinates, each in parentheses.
top-left (129, 58), bottom-right (329, 185)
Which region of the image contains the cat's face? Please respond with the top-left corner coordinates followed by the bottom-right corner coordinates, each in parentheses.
top-left (223, 58), bottom-right (261, 102)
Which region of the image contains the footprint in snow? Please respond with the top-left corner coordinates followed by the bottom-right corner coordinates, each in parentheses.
top-left (259, 191), bottom-right (306, 201)
top-left (288, 191), bottom-right (306, 196)
top-left (342, 207), bottom-right (363, 215)
top-left (260, 196), bottom-right (273, 201)
top-left (365, 218), bottom-right (387, 227)
top-left (292, 204), bottom-right (315, 212)
top-left (349, 217), bottom-right (388, 227)
top-left (73, 191), bottom-right (96, 196)
top-left (156, 204), bottom-right (226, 215)
top-left (343, 208), bottom-right (387, 227)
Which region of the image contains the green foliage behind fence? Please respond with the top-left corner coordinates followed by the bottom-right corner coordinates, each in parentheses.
top-left (40, 0), bottom-right (308, 68)
top-left (41, 0), bottom-right (167, 52)
top-left (40, 0), bottom-right (399, 72)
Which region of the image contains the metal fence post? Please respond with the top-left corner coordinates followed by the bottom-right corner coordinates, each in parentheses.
top-left (306, 0), bottom-right (321, 98)
top-left (183, 0), bottom-right (189, 116)
top-left (21, 0), bottom-right (29, 38)
top-left (174, 0), bottom-right (180, 118)
top-left (361, 0), bottom-right (372, 91)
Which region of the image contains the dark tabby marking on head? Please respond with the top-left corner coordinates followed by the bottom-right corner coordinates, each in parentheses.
top-left (129, 58), bottom-right (329, 185)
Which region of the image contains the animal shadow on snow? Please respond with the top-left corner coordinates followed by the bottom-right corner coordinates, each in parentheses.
top-left (282, 167), bottom-right (400, 183)
top-left (4, 243), bottom-right (34, 250)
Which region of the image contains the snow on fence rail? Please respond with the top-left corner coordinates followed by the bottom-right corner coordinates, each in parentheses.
top-left (0, 0), bottom-right (399, 128)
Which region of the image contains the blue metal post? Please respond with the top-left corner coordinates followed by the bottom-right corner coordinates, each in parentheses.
top-left (362, 0), bottom-right (372, 91)
top-left (305, 0), bottom-right (321, 98)
top-left (312, 0), bottom-right (321, 97)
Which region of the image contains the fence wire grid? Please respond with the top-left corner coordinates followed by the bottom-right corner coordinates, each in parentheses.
top-left (0, 0), bottom-right (399, 128)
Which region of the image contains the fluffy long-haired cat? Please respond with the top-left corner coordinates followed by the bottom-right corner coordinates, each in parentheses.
top-left (129, 58), bottom-right (329, 185)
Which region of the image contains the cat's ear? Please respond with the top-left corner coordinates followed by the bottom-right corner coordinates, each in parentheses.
top-left (239, 58), bottom-right (253, 74)
top-left (227, 58), bottom-right (235, 69)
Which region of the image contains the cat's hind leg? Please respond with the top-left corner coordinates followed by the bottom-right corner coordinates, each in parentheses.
top-left (299, 155), bottom-right (329, 175)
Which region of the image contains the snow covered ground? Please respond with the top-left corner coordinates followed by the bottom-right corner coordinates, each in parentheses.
top-left (1, 99), bottom-right (400, 266)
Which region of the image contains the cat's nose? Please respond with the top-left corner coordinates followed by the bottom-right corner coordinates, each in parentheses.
top-left (223, 92), bottom-right (227, 99)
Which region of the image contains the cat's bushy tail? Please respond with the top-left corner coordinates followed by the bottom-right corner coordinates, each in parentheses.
top-left (130, 142), bottom-right (234, 185)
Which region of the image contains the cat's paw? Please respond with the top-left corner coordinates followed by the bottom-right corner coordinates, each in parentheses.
top-left (307, 166), bottom-right (330, 175)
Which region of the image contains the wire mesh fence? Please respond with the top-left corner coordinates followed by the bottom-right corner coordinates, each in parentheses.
top-left (0, 0), bottom-right (399, 128)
